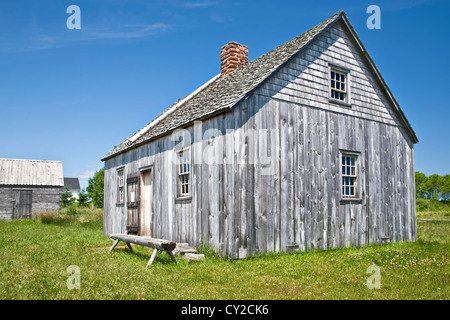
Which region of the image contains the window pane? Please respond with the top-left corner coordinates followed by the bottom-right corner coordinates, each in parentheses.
top-left (342, 155), bottom-right (357, 197)
top-left (331, 71), bottom-right (335, 79)
top-left (331, 80), bottom-right (335, 88)
top-left (178, 150), bottom-right (190, 196)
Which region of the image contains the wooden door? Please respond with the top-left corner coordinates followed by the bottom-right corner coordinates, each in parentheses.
top-left (126, 176), bottom-right (140, 234)
top-left (14, 190), bottom-right (32, 219)
top-left (140, 169), bottom-right (153, 236)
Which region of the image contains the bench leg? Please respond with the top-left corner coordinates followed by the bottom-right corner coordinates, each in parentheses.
top-left (146, 249), bottom-right (159, 268)
top-left (168, 251), bottom-right (178, 264)
top-left (126, 242), bottom-right (134, 253)
top-left (108, 239), bottom-right (120, 253)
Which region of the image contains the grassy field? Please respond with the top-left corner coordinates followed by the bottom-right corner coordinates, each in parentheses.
top-left (0, 207), bottom-right (448, 300)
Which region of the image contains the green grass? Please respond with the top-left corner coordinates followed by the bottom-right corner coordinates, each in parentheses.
top-left (0, 208), bottom-right (448, 300)
top-left (416, 198), bottom-right (450, 212)
top-left (417, 211), bottom-right (450, 221)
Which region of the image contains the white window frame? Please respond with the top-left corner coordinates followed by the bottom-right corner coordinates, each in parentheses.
top-left (340, 152), bottom-right (358, 199)
top-left (329, 64), bottom-right (350, 105)
top-left (177, 148), bottom-right (191, 198)
top-left (117, 168), bottom-right (124, 204)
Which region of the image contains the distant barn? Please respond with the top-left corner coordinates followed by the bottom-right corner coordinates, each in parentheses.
top-left (64, 177), bottom-right (81, 200)
top-left (102, 11), bottom-right (418, 258)
top-left (0, 159), bottom-right (64, 220)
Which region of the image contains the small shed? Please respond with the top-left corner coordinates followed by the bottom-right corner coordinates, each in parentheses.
top-left (0, 158), bottom-right (64, 220)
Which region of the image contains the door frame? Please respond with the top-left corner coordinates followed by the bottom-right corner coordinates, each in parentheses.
top-left (126, 175), bottom-right (140, 234)
top-left (13, 189), bottom-right (33, 219)
top-left (139, 166), bottom-right (153, 237)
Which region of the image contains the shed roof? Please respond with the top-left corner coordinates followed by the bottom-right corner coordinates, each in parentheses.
top-left (64, 177), bottom-right (81, 190)
top-left (0, 158), bottom-right (64, 186)
top-left (102, 11), bottom-right (418, 161)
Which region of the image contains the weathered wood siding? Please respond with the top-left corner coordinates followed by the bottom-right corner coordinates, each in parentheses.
top-left (0, 186), bottom-right (62, 220)
top-left (103, 20), bottom-right (416, 258)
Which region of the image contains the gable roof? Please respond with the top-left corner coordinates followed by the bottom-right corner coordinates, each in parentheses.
top-left (0, 158), bottom-right (64, 186)
top-left (64, 177), bottom-right (80, 191)
top-left (102, 11), bottom-right (417, 161)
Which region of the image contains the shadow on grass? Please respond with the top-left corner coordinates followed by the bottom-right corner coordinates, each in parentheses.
top-left (109, 246), bottom-right (181, 267)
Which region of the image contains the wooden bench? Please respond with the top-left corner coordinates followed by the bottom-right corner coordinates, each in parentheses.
top-left (108, 234), bottom-right (178, 268)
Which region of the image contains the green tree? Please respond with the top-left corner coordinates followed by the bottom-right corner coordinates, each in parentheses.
top-left (440, 174), bottom-right (450, 201)
top-left (425, 174), bottom-right (441, 200)
top-left (87, 168), bottom-right (104, 208)
top-left (415, 171), bottom-right (428, 198)
top-left (77, 188), bottom-right (91, 207)
top-left (61, 187), bottom-right (76, 207)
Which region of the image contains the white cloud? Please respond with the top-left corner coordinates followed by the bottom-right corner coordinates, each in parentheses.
top-left (171, 1), bottom-right (219, 8)
top-left (1, 23), bottom-right (169, 53)
top-left (78, 169), bottom-right (97, 180)
top-left (86, 23), bottom-right (169, 40)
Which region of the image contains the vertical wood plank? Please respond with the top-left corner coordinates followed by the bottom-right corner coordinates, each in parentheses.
top-left (280, 101), bottom-right (289, 251)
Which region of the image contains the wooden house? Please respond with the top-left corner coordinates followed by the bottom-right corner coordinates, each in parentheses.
top-left (0, 159), bottom-right (64, 220)
top-left (101, 11), bottom-right (418, 258)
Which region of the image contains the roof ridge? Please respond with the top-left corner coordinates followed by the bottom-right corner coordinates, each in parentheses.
top-left (219, 11), bottom-right (343, 103)
top-left (0, 158), bottom-right (62, 163)
top-left (121, 74), bottom-right (220, 148)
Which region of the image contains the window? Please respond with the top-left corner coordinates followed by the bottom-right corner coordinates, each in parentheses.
top-left (330, 68), bottom-right (348, 102)
top-left (117, 169), bottom-right (124, 204)
top-left (341, 154), bottom-right (357, 198)
top-left (178, 149), bottom-right (190, 197)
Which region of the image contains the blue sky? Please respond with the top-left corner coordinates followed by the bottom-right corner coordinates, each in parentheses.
top-left (0, 0), bottom-right (449, 189)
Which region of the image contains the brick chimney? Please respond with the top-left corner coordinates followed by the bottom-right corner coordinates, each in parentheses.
top-left (220, 41), bottom-right (248, 76)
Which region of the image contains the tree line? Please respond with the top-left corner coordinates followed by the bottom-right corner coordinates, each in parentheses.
top-left (415, 172), bottom-right (450, 200)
